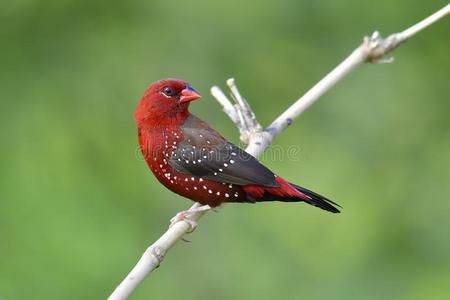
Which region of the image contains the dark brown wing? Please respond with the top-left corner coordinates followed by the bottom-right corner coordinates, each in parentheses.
top-left (168, 115), bottom-right (279, 187)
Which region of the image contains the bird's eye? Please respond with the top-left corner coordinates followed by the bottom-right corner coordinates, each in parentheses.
top-left (162, 86), bottom-right (175, 97)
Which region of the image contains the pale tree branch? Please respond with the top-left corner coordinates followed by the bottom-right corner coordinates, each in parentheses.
top-left (211, 78), bottom-right (262, 144)
top-left (108, 4), bottom-right (449, 299)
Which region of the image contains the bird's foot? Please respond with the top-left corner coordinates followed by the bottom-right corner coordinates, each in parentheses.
top-left (169, 205), bottom-right (212, 233)
top-left (169, 211), bottom-right (198, 233)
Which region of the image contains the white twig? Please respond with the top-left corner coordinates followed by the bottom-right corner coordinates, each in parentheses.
top-left (211, 79), bottom-right (262, 143)
top-left (397, 3), bottom-right (450, 43)
top-left (210, 86), bottom-right (239, 124)
top-left (108, 4), bottom-right (449, 299)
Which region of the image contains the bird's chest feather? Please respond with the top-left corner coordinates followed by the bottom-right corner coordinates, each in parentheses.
top-left (140, 126), bottom-right (184, 184)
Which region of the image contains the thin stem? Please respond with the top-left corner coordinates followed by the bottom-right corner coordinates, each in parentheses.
top-left (398, 4), bottom-right (449, 41)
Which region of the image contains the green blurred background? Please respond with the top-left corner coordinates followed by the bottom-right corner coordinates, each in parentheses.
top-left (1, 0), bottom-right (449, 299)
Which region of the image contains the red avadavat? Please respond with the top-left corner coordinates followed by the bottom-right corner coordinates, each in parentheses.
top-left (135, 79), bottom-right (340, 213)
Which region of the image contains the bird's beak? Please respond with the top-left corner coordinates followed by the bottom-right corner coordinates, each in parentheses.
top-left (180, 86), bottom-right (201, 102)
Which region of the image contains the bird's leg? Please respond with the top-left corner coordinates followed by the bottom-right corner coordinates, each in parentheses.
top-left (169, 205), bottom-right (212, 233)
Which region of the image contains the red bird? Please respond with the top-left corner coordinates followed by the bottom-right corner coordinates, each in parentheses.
top-left (135, 79), bottom-right (340, 219)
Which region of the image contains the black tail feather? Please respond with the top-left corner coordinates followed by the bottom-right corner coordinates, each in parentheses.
top-left (291, 183), bottom-right (341, 213)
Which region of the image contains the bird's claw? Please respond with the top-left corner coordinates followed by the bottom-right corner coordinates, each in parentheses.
top-left (169, 205), bottom-right (212, 234)
top-left (169, 211), bottom-right (198, 233)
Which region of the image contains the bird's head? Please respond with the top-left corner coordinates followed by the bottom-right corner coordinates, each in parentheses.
top-left (135, 78), bottom-right (201, 124)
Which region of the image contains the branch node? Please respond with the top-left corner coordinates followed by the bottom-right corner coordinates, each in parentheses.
top-left (212, 78), bottom-right (263, 144)
top-left (149, 246), bottom-right (166, 265)
top-left (363, 31), bottom-right (403, 63)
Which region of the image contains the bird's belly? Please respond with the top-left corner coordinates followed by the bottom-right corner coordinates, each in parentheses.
top-left (149, 159), bottom-right (246, 207)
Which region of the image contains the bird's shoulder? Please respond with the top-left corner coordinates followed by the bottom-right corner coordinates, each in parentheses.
top-left (180, 114), bottom-right (227, 147)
